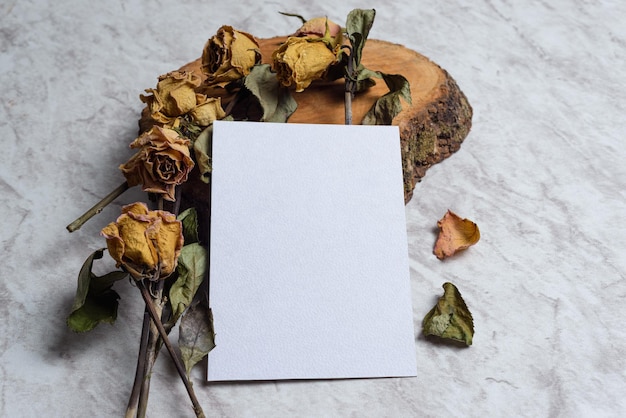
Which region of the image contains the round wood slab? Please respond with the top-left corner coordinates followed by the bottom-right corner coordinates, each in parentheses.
top-left (179, 37), bottom-right (473, 204)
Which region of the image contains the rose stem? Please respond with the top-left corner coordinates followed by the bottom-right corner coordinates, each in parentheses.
top-left (138, 280), bottom-right (206, 418)
top-left (173, 186), bottom-right (182, 214)
top-left (343, 45), bottom-right (355, 126)
top-left (66, 181), bottom-right (130, 232)
top-left (125, 309), bottom-right (151, 418)
top-left (344, 91), bottom-right (353, 125)
top-left (137, 282), bottom-right (164, 418)
top-left (137, 194), bottom-right (175, 417)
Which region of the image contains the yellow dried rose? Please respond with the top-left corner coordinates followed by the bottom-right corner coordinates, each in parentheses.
top-left (140, 71), bottom-right (202, 125)
top-left (189, 94), bottom-right (226, 126)
top-left (202, 25), bottom-right (261, 83)
top-left (272, 37), bottom-right (339, 92)
top-left (120, 126), bottom-right (194, 201)
top-left (101, 202), bottom-right (184, 280)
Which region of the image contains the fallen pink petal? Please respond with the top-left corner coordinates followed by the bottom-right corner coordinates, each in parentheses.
top-left (433, 210), bottom-right (480, 260)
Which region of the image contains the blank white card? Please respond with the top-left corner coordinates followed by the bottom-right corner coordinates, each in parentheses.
top-left (208, 121), bottom-right (416, 381)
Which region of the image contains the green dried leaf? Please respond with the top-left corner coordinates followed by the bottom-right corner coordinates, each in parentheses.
top-left (346, 9), bottom-right (376, 65)
top-left (179, 303), bottom-right (216, 377)
top-left (422, 282), bottom-right (474, 346)
top-left (178, 207), bottom-right (199, 245)
top-left (66, 290), bottom-right (120, 333)
top-left (244, 64), bottom-right (297, 122)
top-left (69, 248), bottom-right (104, 313)
top-left (353, 64), bottom-right (377, 92)
top-left (193, 126), bottom-right (213, 184)
top-left (193, 116), bottom-right (235, 184)
top-left (169, 243), bottom-right (208, 322)
top-left (67, 249), bottom-right (128, 332)
top-left (343, 9), bottom-right (411, 124)
top-left (89, 270), bottom-right (129, 294)
top-left (361, 72), bottom-right (411, 125)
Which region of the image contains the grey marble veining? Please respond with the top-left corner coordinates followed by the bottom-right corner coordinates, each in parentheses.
top-left (1, 0), bottom-right (625, 417)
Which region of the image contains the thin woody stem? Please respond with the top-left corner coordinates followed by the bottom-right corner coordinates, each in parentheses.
top-left (136, 195), bottom-right (172, 417)
top-left (136, 280), bottom-right (164, 418)
top-left (66, 181), bottom-right (130, 232)
top-left (344, 91), bottom-right (353, 125)
top-left (124, 309), bottom-right (150, 418)
top-left (138, 280), bottom-right (205, 418)
top-left (342, 44), bottom-right (356, 126)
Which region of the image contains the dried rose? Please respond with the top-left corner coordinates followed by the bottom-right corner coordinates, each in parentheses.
top-left (189, 94), bottom-right (226, 126)
top-left (272, 37), bottom-right (339, 92)
top-left (120, 126), bottom-right (194, 201)
top-left (101, 202), bottom-right (184, 280)
top-left (433, 210), bottom-right (480, 260)
top-left (140, 71), bottom-right (202, 126)
top-left (292, 17), bottom-right (343, 48)
top-left (201, 25), bottom-right (261, 83)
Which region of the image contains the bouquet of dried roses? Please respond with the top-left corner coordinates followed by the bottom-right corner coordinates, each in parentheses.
top-left (66, 9), bottom-right (413, 418)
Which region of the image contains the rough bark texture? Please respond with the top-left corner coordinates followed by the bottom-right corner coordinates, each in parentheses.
top-left (397, 69), bottom-right (473, 202)
top-left (170, 37), bottom-right (472, 209)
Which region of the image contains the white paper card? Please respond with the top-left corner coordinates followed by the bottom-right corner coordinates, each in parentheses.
top-left (208, 121), bottom-right (416, 381)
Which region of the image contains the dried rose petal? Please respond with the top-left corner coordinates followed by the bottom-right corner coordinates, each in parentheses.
top-left (291, 17), bottom-right (343, 47)
top-left (190, 95), bottom-right (226, 126)
top-left (433, 210), bottom-right (480, 260)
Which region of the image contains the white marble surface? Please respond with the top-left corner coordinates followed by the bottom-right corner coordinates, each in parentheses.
top-left (1, 0), bottom-right (625, 417)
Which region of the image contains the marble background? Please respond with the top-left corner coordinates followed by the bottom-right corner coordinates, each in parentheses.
top-left (1, 0), bottom-right (625, 417)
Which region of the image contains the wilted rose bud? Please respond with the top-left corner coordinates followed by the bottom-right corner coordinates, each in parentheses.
top-left (272, 37), bottom-right (339, 92)
top-left (101, 202), bottom-right (184, 280)
top-left (202, 25), bottom-right (261, 83)
top-left (140, 71), bottom-right (202, 125)
top-left (292, 17), bottom-right (343, 47)
top-left (120, 126), bottom-right (194, 201)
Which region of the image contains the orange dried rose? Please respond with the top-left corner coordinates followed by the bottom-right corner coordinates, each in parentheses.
top-left (120, 126), bottom-right (194, 201)
top-left (433, 210), bottom-right (480, 260)
top-left (201, 25), bottom-right (261, 83)
top-left (101, 202), bottom-right (184, 280)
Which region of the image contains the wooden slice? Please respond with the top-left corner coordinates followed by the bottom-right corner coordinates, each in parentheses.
top-left (178, 37), bottom-right (472, 206)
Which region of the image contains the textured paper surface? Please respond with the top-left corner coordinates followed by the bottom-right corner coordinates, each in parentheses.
top-left (208, 121), bottom-right (416, 381)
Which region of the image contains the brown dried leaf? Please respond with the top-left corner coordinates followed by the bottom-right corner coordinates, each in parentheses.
top-left (422, 282), bottom-right (474, 346)
top-left (433, 210), bottom-right (480, 260)
top-left (179, 303), bottom-right (216, 377)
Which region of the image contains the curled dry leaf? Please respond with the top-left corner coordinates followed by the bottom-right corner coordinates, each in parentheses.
top-left (422, 282), bottom-right (474, 346)
top-left (433, 210), bottom-right (480, 260)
